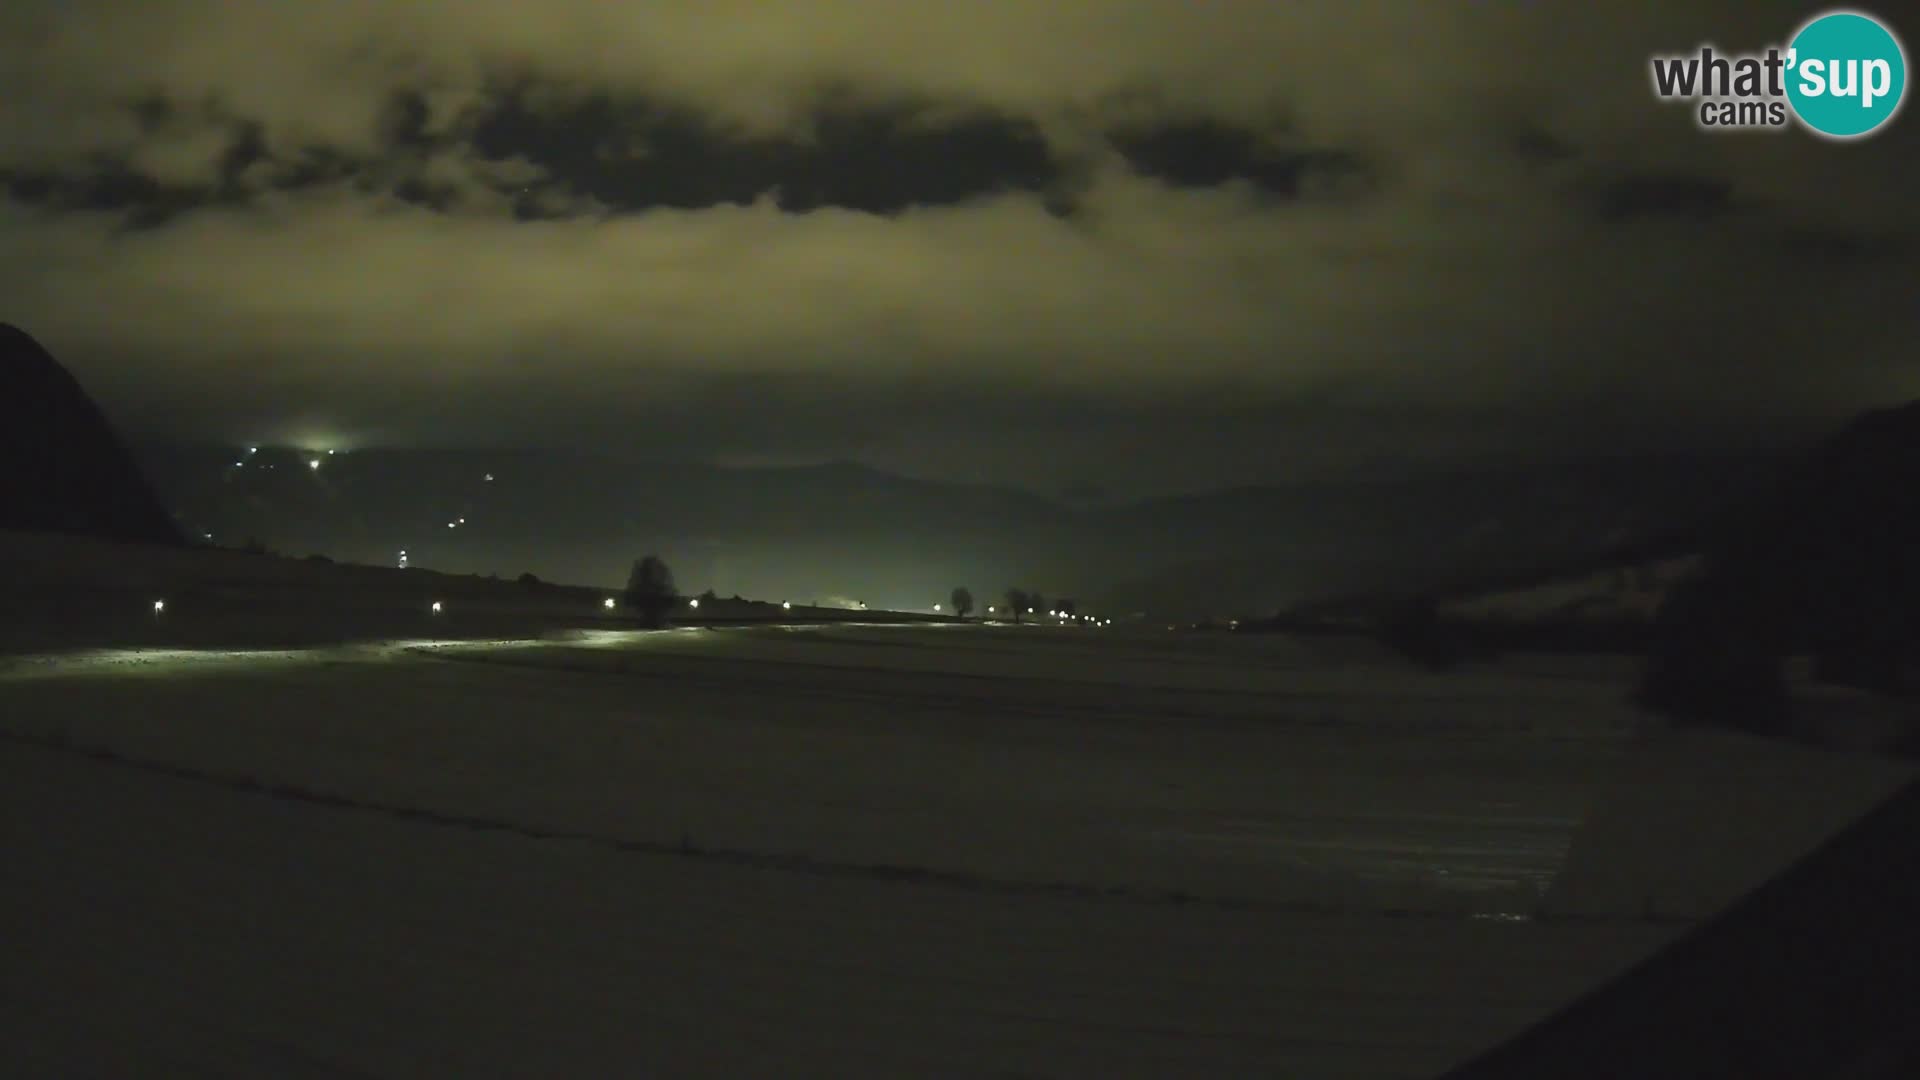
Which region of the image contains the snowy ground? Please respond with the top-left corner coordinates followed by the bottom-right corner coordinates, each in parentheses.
top-left (2, 619), bottom-right (1908, 1077)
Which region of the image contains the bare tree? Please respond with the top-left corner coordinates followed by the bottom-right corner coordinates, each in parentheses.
top-left (950, 586), bottom-right (974, 619)
top-left (1004, 588), bottom-right (1029, 624)
top-left (624, 555), bottom-right (678, 628)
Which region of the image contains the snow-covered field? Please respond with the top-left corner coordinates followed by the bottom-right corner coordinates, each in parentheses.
top-left (2, 619), bottom-right (1909, 1077)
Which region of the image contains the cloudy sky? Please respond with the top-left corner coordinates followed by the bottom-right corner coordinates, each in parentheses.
top-left (2, 0), bottom-right (1915, 496)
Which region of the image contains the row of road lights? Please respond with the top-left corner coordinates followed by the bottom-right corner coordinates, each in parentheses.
top-left (143, 594), bottom-right (814, 621)
top-left (599, 597), bottom-right (793, 612)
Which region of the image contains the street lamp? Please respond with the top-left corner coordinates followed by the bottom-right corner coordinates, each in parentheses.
top-left (430, 601), bottom-right (443, 614)
top-left (689, 598), bottom-right (700, 609)
top-left (603, 598), bottom-right (617, 610)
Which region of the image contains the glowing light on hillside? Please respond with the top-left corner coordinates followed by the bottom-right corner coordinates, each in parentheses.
top-left (604, 598), bottom-right (616, 610)
top-left (233, 461), bottom-right (244, 468)
top-left (247, 447), bottom-right (258, 455)
top-left (152, 600), bottom-right (166, 614)
top-left (782, 601), bottom-right (792, 610)
top-left (430, 601), bottom-right (443, 614)
top-left (688, 598), bottom-right (700, 609)
top-left (308, 459), bottom-right (321, 471)
top-left (484, 474), bottom-right (494, 482)
top-left (933, 603), bottom-right (942, 612)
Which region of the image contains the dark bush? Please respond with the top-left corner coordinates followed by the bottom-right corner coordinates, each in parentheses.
top-left (1635, 573), bottom-right (1793, 736)
top-left (1377, 595), bottom-right (1474, 672)
top-left (624, 555), bottom-right (678, 628)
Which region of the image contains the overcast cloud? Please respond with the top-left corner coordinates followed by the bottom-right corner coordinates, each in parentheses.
top-left (2, 0), bottom-right (1914, 493)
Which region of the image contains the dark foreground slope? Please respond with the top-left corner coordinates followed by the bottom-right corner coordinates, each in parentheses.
top-left (1442, 775), bottom-right (1920, 1079)
top-left (0, 324), bottom-right (180, 545)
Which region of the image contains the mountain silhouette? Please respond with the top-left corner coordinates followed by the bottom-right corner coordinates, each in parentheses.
top-left (130, 441), bottom-right (1771, 614)
top-left (0, 324), bottom-right (181, 545)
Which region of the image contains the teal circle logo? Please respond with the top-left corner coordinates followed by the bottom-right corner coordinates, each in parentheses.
top-left (1786, 10), bottom-right (1907, 138)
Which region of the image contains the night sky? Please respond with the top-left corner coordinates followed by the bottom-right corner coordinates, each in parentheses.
top-left (2, 1), bottom-right (1914, 496)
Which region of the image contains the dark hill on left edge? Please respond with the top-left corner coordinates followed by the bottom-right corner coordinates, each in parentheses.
top-left (0, 324), bottom-right (181, 546)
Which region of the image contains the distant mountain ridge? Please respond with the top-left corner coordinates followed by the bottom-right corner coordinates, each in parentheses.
top-left (131, 440), bottom-right (1784, 618)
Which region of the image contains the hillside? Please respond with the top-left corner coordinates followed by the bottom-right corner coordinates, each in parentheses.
top-left (130, 443), bottom-right (1785, 620)
top-left (0, 324), bottom-right (180, 545)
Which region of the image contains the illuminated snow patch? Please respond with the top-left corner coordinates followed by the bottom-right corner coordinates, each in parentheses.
top-left (0, 646), bottom-right (328, 680)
